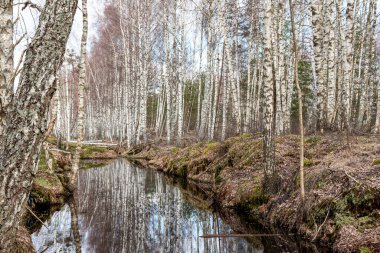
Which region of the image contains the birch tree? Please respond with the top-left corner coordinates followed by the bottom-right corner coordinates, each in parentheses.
top-left (72, 0), bottom-right (89, 185)
top-left (310, 0), bottom-right (325, 132)
top-left (262, 0), bottom-right (277, 191)
top-left (0, 1), bottom-right (13, 133)
top-left (342, 0), bottom-right (354, 134)
top-left (177, 0), bottom-right (185, 144)
top-left (0, 0), bottom-right (78, 250)
top-left (58, 0), bottom-right (380, 147)
top-left (289, 0), bottom-right (305, 200)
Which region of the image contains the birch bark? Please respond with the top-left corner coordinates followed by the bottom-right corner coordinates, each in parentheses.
top-left (326, 0), bottom-right (336, 126)
top-left (342, 0), bottom-right (354, 132)
top-left (262, 0), bottom-right (277, 191)
top-left (289, 0), bottom-right (305, 200)
top-left (164, 1), bottom-right (172, 144)
top-left (72, 0), bottom-right (88, 185)
top-left (0, 0), bottom-right (78, 250)
top-left (0, 0), bottom-right (13, 133)
top-left (177, 0), bottom-right (185, 143)
top-left (219, 0), bottom-right (240, 134)
top-left (310, 0), bottom-right (325, 131)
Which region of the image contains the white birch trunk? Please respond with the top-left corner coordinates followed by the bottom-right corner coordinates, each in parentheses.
top-left (71, 0), bottom-right (88, 185)
top-left (262, 0), bottom-right (276, 183)
top-left (0, 1), bottom-right (13, 133)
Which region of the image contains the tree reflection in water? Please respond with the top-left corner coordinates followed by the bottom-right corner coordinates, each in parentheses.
top-left (33, 159), bottom-right (265, 253)
top-left (32, 204), bottom-right (76, 252)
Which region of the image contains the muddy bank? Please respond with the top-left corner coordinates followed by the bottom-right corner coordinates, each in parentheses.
top-left (127, 134), bottom-right (380, 253)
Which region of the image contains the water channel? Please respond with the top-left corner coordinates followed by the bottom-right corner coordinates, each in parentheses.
top-left (32, 159), bottom-right (326, 253)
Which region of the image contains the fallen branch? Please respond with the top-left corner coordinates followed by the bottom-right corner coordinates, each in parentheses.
top-left (127, 155), bottom-right (149, 160)
top-left (200, 233), bottom-right (283, 238)
top-left (67, 141), bottom-right (118, 147)
top-left (49, 148), bottom-right (71, 154)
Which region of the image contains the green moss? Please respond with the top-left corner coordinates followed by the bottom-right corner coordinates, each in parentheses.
top-left (335, 213), bottom-right (356, 228)
top-left (38, 150), bottom-right (61, 173)
top-left (214, 165), bottom-right (223, 185)
top-left (306, 205), bottom-right (331, 228)
top-left (63, 141), bottom-right (77, 152)
top-left (241, 133), bottom-right (250, 139)
top-left (335, 197), bottom-right (348, 212)
top-left (372, 159), bottom-right (380, 166)
top-left (225, 136), bottom-right (240, 143)
top-left (203, 141), bottom-right (220, 154)
top-left (176, 164), bottom-right (188, 178)
top-left (170, 147), bottom-right (179, 153)
top-left (46, 136), bottom-right (57, 145)
top-left (357, 216), bottom-right (377, 229)
top-left (188, 147), bottom-right (200, 157)
top-left (80, 146), bottom-right (109, 159)
top-left (296, 174), bottom-right (300, 187)
top-left (333, 188), bottom-right (379, 231)
top-left (167, 160), bottom-right (174, 170)
top-left (346, 188), bottom-right (376, 207)
top-left (29, 190), bottom-right (49, 205)
top-left (51, 157), bottom-right (59, 172)
top-left (237, 183), bottom-right (268, 219)
top-left (34, 174), bottom-right (61, 190)
top-left (35, 177), bottom-right (54, 189)
top-left (360, 247), bottom-right (372, 253)
top-left (305, 136), bottom-right (321, 146)
top-left (253, 184), bottom-right (265, 201)
top-left (303, 158), bottom-right (314, 167)
top-left (80, 161), bottom-right (107, 170)
top-left (30, 173), bottom-right (63, 207)
top-left (38, 154), bottom-right (48, 171)
top-left (316, 181), bottom-right (326, 189)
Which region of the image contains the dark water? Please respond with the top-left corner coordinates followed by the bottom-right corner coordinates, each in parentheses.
top-left (32, 159), bottom-right (326, 253)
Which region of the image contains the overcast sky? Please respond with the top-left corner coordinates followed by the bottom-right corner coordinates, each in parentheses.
top-left (14, 0), bottom-right (106, 63)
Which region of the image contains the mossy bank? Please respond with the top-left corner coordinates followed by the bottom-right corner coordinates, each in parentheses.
top-left (25, 140), bottom-right (119, 232)
top-left (127, 134), bottom-right (380, 253)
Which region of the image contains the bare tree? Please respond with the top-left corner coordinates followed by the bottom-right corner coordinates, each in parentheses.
top-left (72, 0), bottom-right (89, 185)
top-left (262, 0), bottom-right (277, 191)
top-left (0, 0), bottom-right (13, 133)
top-left (289, 0), bottom-right (305, 201)
top-left (0, 0), bottom-right (78, 250)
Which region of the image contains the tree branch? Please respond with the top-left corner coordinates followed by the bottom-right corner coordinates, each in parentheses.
top-left (13, 1), bottom-right (42, 12)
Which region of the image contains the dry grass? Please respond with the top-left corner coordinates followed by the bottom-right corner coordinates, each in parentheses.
top-left (131, 133), bottom-right (380, 252)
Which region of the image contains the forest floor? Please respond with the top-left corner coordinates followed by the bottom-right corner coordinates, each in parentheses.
top-left (127, 133), bottom-right (380, 253)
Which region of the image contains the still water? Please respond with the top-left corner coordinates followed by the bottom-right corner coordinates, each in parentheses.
top-left (32, 159), bottom-right (323, 253)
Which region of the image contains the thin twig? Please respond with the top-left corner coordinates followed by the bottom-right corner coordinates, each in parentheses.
top-left (10, 48), bottom-right (26, 84)
top-left (312, 207), bottom-right (330, 241)
top-left (13, 33), bottom-right (26, 49)
top-left (40, 246), bottom-right (49, 253)
top-left (25, 206), bottom-right (49, 229)
top-left (24, 1), bottom-right (42, 12)
top-left (344, 170), bottom-right (360, 185)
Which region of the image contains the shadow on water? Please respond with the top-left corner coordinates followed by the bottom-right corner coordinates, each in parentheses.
top-left (32, 159), bottom-right (330, 253)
